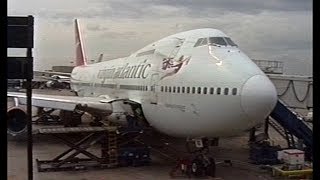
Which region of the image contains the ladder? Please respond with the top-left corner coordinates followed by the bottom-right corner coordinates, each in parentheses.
top-left (270, 100), bottom-right (312, 149)
top-left (268, 118), bottom-right (296, 148)
top-left (108, 130), bottom-right (118, 167)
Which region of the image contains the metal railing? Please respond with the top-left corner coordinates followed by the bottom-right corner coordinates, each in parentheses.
top-left (252, 59), bottom-right (284, 74)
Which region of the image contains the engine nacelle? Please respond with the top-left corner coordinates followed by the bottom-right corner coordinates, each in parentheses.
top-left (7, 107), bottom-right (27, 138)
top-left (45, 81), bottom-right (54, 88)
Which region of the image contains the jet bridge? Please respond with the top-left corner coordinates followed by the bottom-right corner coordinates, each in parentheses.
top-left (269, 100), bottom-right (313, 158)
top-left (253, 59), bottom-right (313, 112)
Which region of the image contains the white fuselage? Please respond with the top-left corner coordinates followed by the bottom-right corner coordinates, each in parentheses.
top-left (71, 29), bottom-right (277, 138)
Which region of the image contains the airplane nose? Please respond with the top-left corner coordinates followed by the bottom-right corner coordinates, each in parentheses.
top-left (241, 75), bottom-right (277, 121)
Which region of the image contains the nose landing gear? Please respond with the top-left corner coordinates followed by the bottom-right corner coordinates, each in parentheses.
top-left (170, 138), bottom-right (216, 178)
top-left (190, 154), bottom-right (216, 177)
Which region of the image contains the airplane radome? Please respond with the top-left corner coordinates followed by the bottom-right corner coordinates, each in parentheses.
top-left (8, 19), bottom-right (278, 139)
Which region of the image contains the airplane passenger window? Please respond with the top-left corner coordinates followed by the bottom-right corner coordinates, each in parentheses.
top-left (197, 87), bottom-right (201, 94)
top-left (224, 37), bottom-right (237, 47)
top-left (161, 86), bottom-right (163, 92)
top-left (209, 37), bottom-right (227, 46)
top-left (210, 87), bottom-right (214, 94)
top-left (177, 87), bottom-right (180, 93)
top-left (203, 87), bottom-right (207, 94)
top-left (165, 86), bottom-right (167, 92)
top-left (232, 88), bottom-right (237, 95)
top-left (192, 87), bottom-right (196, 94)
top-left (217, 88), bottom-right (221, 95)
top-left (224, 88), bottom-right (229, 95)
top-left (169, 86), bottom-right (171, 92)
top-left (182, 87), bottom-right (185, 93)
top-left (194, 38), bottom-right (203, 47)
top-left (173, 86), bottom-right (176, 93)
top-left (187, 87), bottom-right (190, 93)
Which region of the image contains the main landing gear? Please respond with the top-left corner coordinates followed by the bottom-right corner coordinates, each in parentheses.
top-left (170, 138), bottom-right (216, 178)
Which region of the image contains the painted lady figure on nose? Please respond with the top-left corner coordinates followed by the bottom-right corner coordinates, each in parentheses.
top-left (161, 55), bottom-right (191, 80)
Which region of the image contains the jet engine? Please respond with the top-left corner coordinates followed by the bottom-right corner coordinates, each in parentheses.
top-left (45, 80), bottom-right (55, 88)
top-left (7, 107), bottom-right (27, 139)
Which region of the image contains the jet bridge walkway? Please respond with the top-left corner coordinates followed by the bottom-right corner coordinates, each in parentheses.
top-left (269, 100), bottom-right (313, 158)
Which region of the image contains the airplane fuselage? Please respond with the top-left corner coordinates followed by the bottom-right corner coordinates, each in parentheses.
top-left (71, 29), bottom-right (277, 138)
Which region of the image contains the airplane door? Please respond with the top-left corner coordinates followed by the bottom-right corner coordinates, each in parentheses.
top-left (150, 73), bottom-right (159, 104)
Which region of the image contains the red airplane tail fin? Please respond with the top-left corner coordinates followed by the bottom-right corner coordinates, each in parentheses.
top-left (75, 19), bottom-right (87, 66)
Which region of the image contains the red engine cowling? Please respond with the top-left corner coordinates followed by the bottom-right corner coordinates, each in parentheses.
top-left (7, 107), bottom-right (27, 138)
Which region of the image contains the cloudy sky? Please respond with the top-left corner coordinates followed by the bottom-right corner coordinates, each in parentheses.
top-left (8, 0), bottom-right (312, 75)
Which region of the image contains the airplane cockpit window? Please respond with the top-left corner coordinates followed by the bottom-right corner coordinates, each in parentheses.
top-left (194, 38), bottom-right (208, 47)
top-left (224, 37), bottom-right (237, 47)
top-left (194, 38), bottom-right (203, 47)
top-left (209, 37), bottom-right (227, 46)
top-left (202, 38), bottom-right (207, 45)
top-left (209, 37), bottom-right (237, 47)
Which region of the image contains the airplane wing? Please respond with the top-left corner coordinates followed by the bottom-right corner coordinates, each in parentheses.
top-left (8, 92), bottom-right (115, 115)
top-left (34, 71), bottom-right (71, 77)
top-left (40, 76), bottom-right (70, 82)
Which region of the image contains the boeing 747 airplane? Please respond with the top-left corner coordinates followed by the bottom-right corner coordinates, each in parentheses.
top-left (8, 19), bottom-right (277, 142)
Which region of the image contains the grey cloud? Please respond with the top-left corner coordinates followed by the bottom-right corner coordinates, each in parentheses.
top-left (9, 0), bottom-right (312, 75)
top-left (87, 24), bottom-right (109, 31)
top-left (100, 31), bottom-right (138, 39)
top-left (37, 6), bottom-right (113, 21)
top-left (94, 0), bottom-right (312, 19)
top-left (35, 0), bottom-right (312, 22)
top-left (132, 0), bottom-right (312, 13)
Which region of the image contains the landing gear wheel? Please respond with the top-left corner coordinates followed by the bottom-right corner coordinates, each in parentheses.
top-left (191, 158), bottom-right (204, 177)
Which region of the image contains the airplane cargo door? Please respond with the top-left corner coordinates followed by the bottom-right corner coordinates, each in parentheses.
top-left (150, 73), bottom-right (159, 104)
